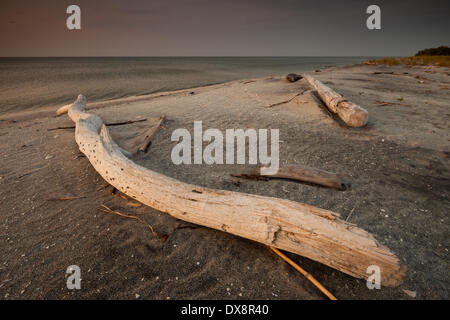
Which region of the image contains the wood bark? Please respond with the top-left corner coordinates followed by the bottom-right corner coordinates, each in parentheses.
top-left (65, 94), bottom-right (405, 286)
top-left (305, 75), bottom-right (369, 127)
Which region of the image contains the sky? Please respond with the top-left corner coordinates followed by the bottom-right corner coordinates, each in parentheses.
top-left (1, 0), bottom-right (449, 57)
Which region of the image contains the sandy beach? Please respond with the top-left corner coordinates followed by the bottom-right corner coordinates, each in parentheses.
top-left (0, 63), bottom-right (448, 299)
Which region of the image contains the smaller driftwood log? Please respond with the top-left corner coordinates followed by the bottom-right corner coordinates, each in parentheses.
top-left (305, 75), bottom-right (368, 127)
top-left (235, 165), bottom-right (349, 190)
top-left (134, 115), bottom-right (166, 154)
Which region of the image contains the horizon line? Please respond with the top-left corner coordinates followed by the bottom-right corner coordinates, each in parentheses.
top-left (0, 55), bottom-right (389, 58)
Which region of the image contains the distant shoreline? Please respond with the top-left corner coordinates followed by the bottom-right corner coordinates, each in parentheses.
top-left (0, 56), bottom-right (369, 115)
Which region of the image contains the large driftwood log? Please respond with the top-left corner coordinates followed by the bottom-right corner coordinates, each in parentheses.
top-left (305, 75), bottom-right (368, 127)
top-left (66, 95), bottom-right (405, 286)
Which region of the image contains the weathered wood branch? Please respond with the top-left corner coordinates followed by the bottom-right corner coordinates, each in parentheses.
top-left (65, 94), bottom-right (405, 286)
top-left (135, 115), bottom-right (166, 154)
top-left (48, 118), bottom-right (147, 131)
top-left (265, 89), bottom-right (309, 108)
top-left (235, 165), bottom-right (349, 190)
top-left (56, 104), bottom-right (71, 116)
top-left (305, 75), bottom-right (369, 127)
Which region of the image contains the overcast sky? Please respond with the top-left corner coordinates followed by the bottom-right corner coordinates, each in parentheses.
top-left (1, 0), bottom-right (449, 56)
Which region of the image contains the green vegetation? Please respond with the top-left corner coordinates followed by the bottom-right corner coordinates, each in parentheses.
top-left (416, 46), bottom-right (450, 56)
top-left (366, 46), bottom-right (450, 67)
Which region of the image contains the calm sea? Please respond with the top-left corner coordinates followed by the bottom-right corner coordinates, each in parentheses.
top-left (0, 57), bottom-right (368, 115)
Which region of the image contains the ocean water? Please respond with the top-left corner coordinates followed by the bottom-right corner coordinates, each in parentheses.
top-left (0, 57), bottom-right (368, 115)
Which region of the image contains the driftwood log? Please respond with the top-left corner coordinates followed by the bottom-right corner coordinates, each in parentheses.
top-left (305, 75), bottom-right (368, 127)
top-left (65, 95), bottom-right (405, 286)
top-left (134, 115), bottom-right (166, 154)
top-left (235, 165), bottom-right (349, 190)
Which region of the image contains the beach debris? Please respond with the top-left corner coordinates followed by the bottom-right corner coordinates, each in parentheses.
top-left (96, 183), bottom-right (111, 192)
top-left (63, 94), bottom-right (406, 286)
top-left (402, 289), bottom-right (417, 298)
top-left (104, 119), bottom-right (148, 126)
top-left (46, 196), bottom-right (85, 201)
top-left (98, 204), bottom-right (167, 242)
top-left (286, 73), bottom-right (303, 82)
top-left (125, 201), bottom-right (142, 208)
top-left (48, 125), bottom-right (76, 131)
top-left (48, 118), bottom-right (147, 131)
top-left (233, 165), bottom-right (349, 191)
top-left (305, 75), bottom-right (369, 127)
top-left (345, 207), bottom-right (356, 222)
top-left (20, 281), bottom-right (32, 295)
top-left (44, 155), bottom-right (54, 160)
top-left (132, 115), bottom-right (166, 155)
top-left (265, 89), bottom-right (309, 108)
top-left (373, 71), bottom-right (394, 75)
top-left (375, 100), bottom-right (398, 106)
top-left (17, 166), bottom-right (46, 179)
top-left (269, 246), bottom-right (337, 300)
top-left (114, 190), bottom-right (142, 207)
top-left (56, 104), bottom-right (71, 116)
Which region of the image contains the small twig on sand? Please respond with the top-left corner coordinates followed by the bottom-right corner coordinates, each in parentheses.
top-left (375, 100), bottom-right (398, 106)
top-left (98, 204), bottom-right (167, 242)
top-left (116, 192), bottom-right (142, 207)
top-left (47, 118), bottom-right (147, 131)
top-left (373, 71), bottom-right (395, 75)
top-left (345, 207), bottom-right (356, 222)
top-left (96, 184), bottom-right (110, 192)
top-left (265, 90), bottom-right (308, 108)
top-left (17, 166), bottom-right (46, 179)
top-left (105, 118), bottom-right (147, 127)
top-left (47, 125), bottom-right (76, 131)
top-left (47, 196), bottom-right (86, 201)
top-left (173, 223), bottom-right (198, 232)
top-left (97, 183), bottom-right (142, 207)
top-left (269, 246), bottom-right (337, 300)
